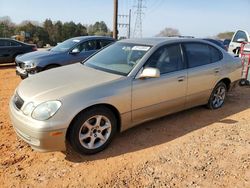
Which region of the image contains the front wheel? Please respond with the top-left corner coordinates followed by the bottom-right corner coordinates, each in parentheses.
top-left (207, 82), bottom-right (227, 109)
top-left (67, 107), bottom-right (117, 155)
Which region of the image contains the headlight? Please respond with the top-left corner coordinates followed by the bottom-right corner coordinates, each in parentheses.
top-left (22, 102), bottom-right (35, 115)
top-left (32, 101), bottom-right (62, 121)
top-left (24, 62), bottom-right (36, 69)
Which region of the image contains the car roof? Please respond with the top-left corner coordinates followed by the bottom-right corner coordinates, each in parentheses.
top-left (70, 36), bottom-right (115, 41)
top-left (0, 38), bottom-right (13, 40)
top-left (119, 37), bottom-right (209, 46)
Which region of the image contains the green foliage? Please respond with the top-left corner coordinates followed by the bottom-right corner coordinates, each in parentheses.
top-left (0, 17), bottom-right (110, 47)
top-left (88, 21), bottom-right (110, 36)
top-left (217, 32), bottom-right (234, 39)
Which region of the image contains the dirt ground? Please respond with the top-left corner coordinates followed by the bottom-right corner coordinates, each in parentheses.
top-left (0, 65), bottom-right (249, 188)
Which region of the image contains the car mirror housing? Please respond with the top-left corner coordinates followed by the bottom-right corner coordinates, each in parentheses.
top-left (70, 48), bottom-right (80, 54)
top-left (138, 67), bottom-right (160, 79)
top-left (236, 38), bottom-right (247, 43)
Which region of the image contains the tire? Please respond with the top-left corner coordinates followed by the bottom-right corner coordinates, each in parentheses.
top-left (67, 107), bottom-right (117, 155)
top-left (239, 79), bottom-right (249, 86)
top-left (207, 82), bottom-right (227, 109)
top-left (43, 64), bottom-right (60, 71)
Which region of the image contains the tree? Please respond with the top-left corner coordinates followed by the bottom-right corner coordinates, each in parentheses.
top-left (0, 16), bottom-right (15, 37)
top-left (43, 19), bottom-right (56, 45)
top-left (0, 17), bottom-right (111, 45)
top-left (156, 27), bottom-right (180, 37)
top-left (216, 32), bottom-right (234, 39)
top-left (75, 23), bottom-right (87, 37)
top-left (88, 21), bottom-right (109, 36)
top-left (54, 21), bottom-right (63, 42)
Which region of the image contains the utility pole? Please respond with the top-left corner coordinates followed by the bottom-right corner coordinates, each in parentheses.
top-left (118, 9), bottom-right (132, 39)
top-left (128, 9), bottom-right (131, 38)
top-left (113, 0), bottom-right (118, 39)
top-left (133, 0), bottom-right (145, 38)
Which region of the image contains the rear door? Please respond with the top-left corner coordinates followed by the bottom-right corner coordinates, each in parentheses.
top-left (132, 44), bottom-right (187, 124)
top-left (183, 42), bottom-right (223, 108)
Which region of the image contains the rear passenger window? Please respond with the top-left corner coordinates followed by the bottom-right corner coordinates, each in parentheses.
top-left (184, 43), bottom-right (210, 68)
top-left (145, 44), bottom-right (184, 74)
top-left (209, 46), bottom-right (222, 63)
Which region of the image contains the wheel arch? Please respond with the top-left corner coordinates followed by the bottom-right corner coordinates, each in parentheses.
top-left (66, 103), bottom-right (122, 139)
top-left (217, 77), bottom-right (231, 91)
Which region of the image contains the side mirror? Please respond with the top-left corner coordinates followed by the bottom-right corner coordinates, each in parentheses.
top-left (236, 38), bottom-right (247, 43)
top-left (70, 48), bottom-right (80, 54)
top-left (138, 67), bottom-right (160, 79)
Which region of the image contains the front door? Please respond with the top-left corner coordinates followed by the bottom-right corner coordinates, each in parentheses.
top-left (132, 44), bottom-right (187, 124)
top-left (69, 40), bottom-right (98, 63)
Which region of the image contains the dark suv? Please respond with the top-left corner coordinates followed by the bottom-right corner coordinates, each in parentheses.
top-left (0, 38), bottom-right (37, 64)
top-left (16, 36), bottom-right (115, 79)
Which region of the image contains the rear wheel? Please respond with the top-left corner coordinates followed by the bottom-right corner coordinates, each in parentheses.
top-left (207, 82), bottom-right (227, 109)
top-left (67, 107), bottom-right (117, 155)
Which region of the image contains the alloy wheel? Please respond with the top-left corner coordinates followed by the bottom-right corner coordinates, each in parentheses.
top-left (212, 86), bottom-right (226, 108)
top-left (78, 115), bottom-right (112, 149)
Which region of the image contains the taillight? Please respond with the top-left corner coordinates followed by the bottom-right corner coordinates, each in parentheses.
top-left (32, 46), bottom-right (37, 51)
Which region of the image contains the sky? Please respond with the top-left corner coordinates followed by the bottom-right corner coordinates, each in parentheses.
top-left (0, 0), bottom-right (250, 38)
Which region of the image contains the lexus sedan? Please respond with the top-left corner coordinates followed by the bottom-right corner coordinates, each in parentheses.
top-left (0, 38), bottom-right (37, 64)
top-left (9, 38), bottom-right (242, 155)
top-left (15, 36), bottom-right (115, 79)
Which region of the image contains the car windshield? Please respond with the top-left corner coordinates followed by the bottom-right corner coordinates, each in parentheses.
top-left (51, 38), bottom-right (81, 52)
top-left (84, 42), bottom-right (151, 76)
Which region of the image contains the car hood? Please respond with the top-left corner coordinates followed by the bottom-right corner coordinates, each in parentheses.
top-left (17, 63), bottom-right (123, 102)
top-left (16, 50), bottom-right (61, 62)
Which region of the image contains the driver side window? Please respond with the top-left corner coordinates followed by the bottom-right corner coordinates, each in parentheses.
top-left (78, 40), bottom-right (97, 52)
top-left (145, 44), bottom-right (184, 74)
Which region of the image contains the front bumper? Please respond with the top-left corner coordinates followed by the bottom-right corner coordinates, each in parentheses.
top-left (15, 65), bottom-right (42, 79)
top-left (9, 96), bottom-right (67, 152)
top-left (16, 66), bottom-right (29, 79)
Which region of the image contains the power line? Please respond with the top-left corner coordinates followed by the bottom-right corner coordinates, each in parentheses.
top-left (118, 9), bottom-right (132, 38)
top-left (133, 0), bottom-right (146, 38)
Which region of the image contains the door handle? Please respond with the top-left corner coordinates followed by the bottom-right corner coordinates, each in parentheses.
top-left (214, 68), bottom-right (220, 73)
top-left (177, 76), bottom-right (185, 82)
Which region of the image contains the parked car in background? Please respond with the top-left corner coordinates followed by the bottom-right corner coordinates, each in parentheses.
top-left (223, 39), bottom-right (231, 51)
top-left (9, 38), bottom-right (242, 155)
top-left (203, 38), bottom-right (227, 51)
top-left (0, 38), bottom-right (37, 64)
top-left (15, 36), bottom-right (115, 79)
top-left (228, 30), bottom-right (250, 55)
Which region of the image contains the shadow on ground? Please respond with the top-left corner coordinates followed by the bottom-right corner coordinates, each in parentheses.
top-left (0, 64), bottom-right (15, 70)
top-left (64, 87), bottom-right (250, 163)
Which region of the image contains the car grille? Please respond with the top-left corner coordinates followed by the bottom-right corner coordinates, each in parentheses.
top-left (13, 93), bottom-right (24, 110)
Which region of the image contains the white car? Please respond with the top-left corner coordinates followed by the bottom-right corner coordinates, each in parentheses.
top-left (228, 30), bottom-right (250, 55)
